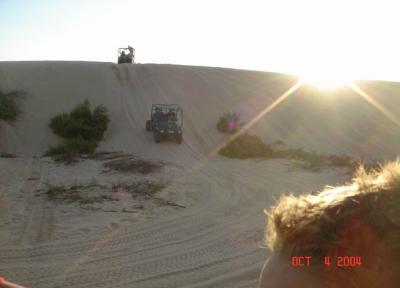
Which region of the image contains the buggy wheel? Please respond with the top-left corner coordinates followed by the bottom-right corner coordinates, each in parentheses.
top-left (176, 134), bottom-right (183, 144)
top-left (154, 132), bottom-right (161, 143)
top-left (146, 120), bottom-right (151, 131)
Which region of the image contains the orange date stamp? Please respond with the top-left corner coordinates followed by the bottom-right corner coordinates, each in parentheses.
top-left (291, 256), bottom-right (362, 268)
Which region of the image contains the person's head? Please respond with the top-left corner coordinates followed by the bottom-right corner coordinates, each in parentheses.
top-left (121, 51), bottom-right (126, 56)
top-left (261, 161), bottom-right (400, 288)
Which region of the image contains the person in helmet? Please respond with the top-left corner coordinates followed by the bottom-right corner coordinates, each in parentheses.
top-left (167, 109), bottom-right (177, 122)
top-left (127, 46), bottom-right (134, 62)
top-left (154, 107), bottom-right (164, 125)
top-left (120, 51), bottom-right (126, 62)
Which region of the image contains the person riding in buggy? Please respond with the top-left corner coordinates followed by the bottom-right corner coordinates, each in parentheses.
top-left (117, 46), bottom-right (135, 64)
top-left (146, 104), bottom-right (183, 144)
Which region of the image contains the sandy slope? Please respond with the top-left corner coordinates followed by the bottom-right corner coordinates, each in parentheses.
top-left (1, 62), bottom-right (400, 160)
top-left (0, 62), bottom-right (400, 287)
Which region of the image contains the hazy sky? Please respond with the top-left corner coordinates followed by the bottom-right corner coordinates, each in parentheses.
top-left (1, 0), bottom-right (400, 81)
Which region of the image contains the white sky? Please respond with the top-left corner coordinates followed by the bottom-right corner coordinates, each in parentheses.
top-left (1, 0), bottom-right (400, 81)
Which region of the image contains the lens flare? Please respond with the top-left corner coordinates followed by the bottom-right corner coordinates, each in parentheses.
top-left (300, 72), bottom-right (353, 89)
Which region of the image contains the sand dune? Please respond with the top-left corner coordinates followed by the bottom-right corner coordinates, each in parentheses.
top-left (0, 62), bottom-right (399, 287)
top-left (1, 62), bottom-right (400, 161)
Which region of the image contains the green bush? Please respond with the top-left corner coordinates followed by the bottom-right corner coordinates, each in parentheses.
top-left (49, 99), bottom-right (109, 141)
top-left (0, 90), bottom-right (23, 121)
top-left (217, 112), bottom-right (240, 134)
top-left (47, 99), bottom-right (109, 161)
top-left (219, 134), bottom-right (276, 158)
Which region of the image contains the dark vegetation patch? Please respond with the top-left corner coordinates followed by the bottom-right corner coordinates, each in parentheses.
top-left (46, 138), bottom-right (98, 162)
top-left (44, 180), bottom-right (184, 210)
top-left (289, 152), bottom-right (349, 172)
top-left (219, 134), bottom-right (276, 158)
top-left (0, 89), bottom-right (24, 121)
top-left (90, 151), bottom-right (131, 161)
top-left (219, 134), bottom-right (354, 172)
top-left (46, 99), bottom-right (110, 162)
top-left (279, 148), bottom-right (353, 172)
top-left (111, 181), bottom-right (166, 197)
top-left (0, 152), bottom-right (17, 158)
top-left (46, 185), bottom-right (114, 205)
top-left (216, 112), bottom-right (240, 134)
top-left (103, 157), bottom-right (164, 174)
top-left (45, 181), bottom-right (167, 205)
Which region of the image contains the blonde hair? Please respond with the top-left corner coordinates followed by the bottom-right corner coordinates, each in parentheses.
top-left (265, 161), bottom-right (400, 258)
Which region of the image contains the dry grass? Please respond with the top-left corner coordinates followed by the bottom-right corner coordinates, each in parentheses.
top-left (45, 180), bottom-right (170, 211)
top-left (111, 181), bottom-right (166, 197)
top-left (219, 134), bottom-right (276, 159)
top-left (104, 157), bottom-right (164, 174)
top-left (46, 185), bottom-right (114, 204)
top-left (219, 134), bottom-right (354, 171)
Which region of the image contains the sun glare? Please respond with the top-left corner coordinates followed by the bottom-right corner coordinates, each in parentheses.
top-left (300, 72), bottom-right (353, 89)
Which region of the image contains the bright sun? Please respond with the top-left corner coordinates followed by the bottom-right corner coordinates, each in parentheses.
top-left (296, 61), bottom-right (355, 89)
top-left (299, 71), bottom-right (353, 89)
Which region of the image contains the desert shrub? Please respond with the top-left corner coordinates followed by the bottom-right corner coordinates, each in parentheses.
top-left (49, 99), bottom-right (109, 141)
top-left (91, 105), bottom-right (110, 140)
top-left (216, 112), bottom-right (240, 134)
top-left (46, 139), bottom-right (98, 162)
top-left (219, 134), bottom-right (354, 171)
top-left (219, 134), bottom-right (276, 158)
top-left (0, 90), bottom-right (23, 121)
top-left (47, 99), bottom-right (109, 161)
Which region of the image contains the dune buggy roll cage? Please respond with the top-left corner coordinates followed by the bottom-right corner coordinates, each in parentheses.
top-left (118, 47), bottom-right (135, 63)
top-left (151, 104), bottom-right (183, 127)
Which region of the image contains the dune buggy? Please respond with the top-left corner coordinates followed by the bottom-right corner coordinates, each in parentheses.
top-left (146, 104), bottom-right (183, 144)
top-left (117, 46), bottom-right (135, 64)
